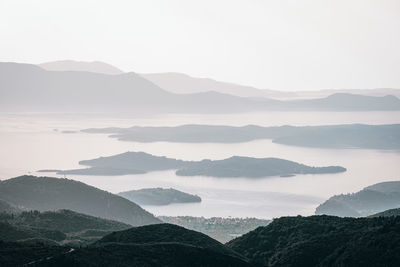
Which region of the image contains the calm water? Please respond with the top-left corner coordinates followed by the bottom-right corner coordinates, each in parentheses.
top-left (1, 111), bottom-right (400, 219)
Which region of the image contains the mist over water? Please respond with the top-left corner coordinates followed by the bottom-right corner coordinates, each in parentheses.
top-left (1, 111), bottom-right (399, 219)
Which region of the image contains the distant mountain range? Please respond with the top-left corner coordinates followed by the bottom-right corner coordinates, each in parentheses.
top-left (1, 62), bottom-right (400, 113)
top-left (315, 181), bottom-right (400, 217)
top-left (118, 188), bottom-right (201, 206)
top-left (39, 60), bottom-right (124, 75)
top-left (49, 151), bottom-right (346, 178)
top-left (39, 60), bottom-right (400, 99)
top-left (0, 175), bottom-right (160, 226)
top-left (83, 124), bottom-right (400, 150)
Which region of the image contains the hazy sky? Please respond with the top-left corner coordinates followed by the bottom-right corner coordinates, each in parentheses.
top-left (1, 0), bottom-right (399, 90)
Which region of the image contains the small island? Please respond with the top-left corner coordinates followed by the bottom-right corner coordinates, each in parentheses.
top-left (118, 188), bottom-right (201, 206)
top-left (52, 151), bottom-right (346, 178)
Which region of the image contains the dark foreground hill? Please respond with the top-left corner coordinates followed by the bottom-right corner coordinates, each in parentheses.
top-left (55, 151), bottom-right (345, 178)
top-left (118, 188), bottom-right (201, 205)
top-left (315, 181), bottom-right (400, 217)
top-left (83, 123), bottom-right (400, 150)
top-left (227, 215), bottom-right (400, 267)
top-left (0, 208), bottom-right (132, 245)
top-left (3, 224), bottom-right (253, 267)
top-left (0, 175), bottom-right (160, 226)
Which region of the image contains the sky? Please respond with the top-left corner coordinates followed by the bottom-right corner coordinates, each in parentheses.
top-left (1, 0), bottom-right (399, 91)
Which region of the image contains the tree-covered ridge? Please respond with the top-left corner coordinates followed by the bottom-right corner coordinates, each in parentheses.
top-left (0, 175), bottom-right (160, 226)
top-left (227, 215), bottom-right (400, 267)
top-left (34, 224), bottom-right (253, 267)
top-left (0, 209), bottom-right (132, 245)
top-left (55, 151), bottom-right (346, 178)
top-left (3, 209), bottom-right (130, 233)
top-left (316, 181), bottom-right (400, 217)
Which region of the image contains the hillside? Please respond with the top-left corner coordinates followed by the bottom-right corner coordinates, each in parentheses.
top-left (315, 181), bottom-right (400, 217)
top-left (0, 209), bottom-right (132, 245)
top-left (0, 221), bottom-right (66, 242)
top-left (0, 241), bottom-right (69, 267)
top-left (118, 188), bottom-right (201, 205)
top-left (82, 123), bottom-right (400, 150)
top-left (0, 199), bottom-right (21, 214)
top-left (6, 209), bottom-right (131, 234)
top-left (55, 151), bottom-right (346, 178)
top-left (227, 215), bottom-right (400, 267)
top-left (34, 224), bottom-right (252, 266)
top-left (0, 175), bottom-right (160, 226)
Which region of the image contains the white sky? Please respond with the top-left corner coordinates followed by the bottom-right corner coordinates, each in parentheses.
top-left (1, 0), bottom-right (399, 90)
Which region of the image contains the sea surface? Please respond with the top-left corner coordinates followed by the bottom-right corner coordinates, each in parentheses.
top-left (1, 111), bottom-right (400, 219)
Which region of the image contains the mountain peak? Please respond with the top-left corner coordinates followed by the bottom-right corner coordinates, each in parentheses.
top-left (39, 60), bottom-right (124, 75)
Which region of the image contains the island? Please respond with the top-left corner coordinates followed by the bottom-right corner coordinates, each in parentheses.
top-left (82, 123), bottom-right (400, 150)
top-left (52, 151), bottom-right (346, 178)
top-left (118, 188), bottom-right (201, 206)
top-left (315, 181), bottom-right (400, 217)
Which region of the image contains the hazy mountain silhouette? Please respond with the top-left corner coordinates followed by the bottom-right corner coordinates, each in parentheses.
top-left (39, 60), bottom-right (124, 75)
top-left (315, 181), bottom-right (400, 217)
top-left (118, 188), bottom-right (201, 206)
top-left (2, 62), bottom-right (400, 113)
top-left (141, 72), bottom-right (284, 98)
top-left (0, 175), bottom-right (160, 226)
top-left (227, 215), bottom-right (400, 267)
top-left (55, 151), bottom-right (346, 178)
top-left (142, 72), bottom-right (400, 99)
top-left (37, 60), bottom-right (400, 99)
top-left (83, 124), bottom-right (400, 150)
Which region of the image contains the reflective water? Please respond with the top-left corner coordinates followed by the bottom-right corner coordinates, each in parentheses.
top-left (1, 111), bottom-right (399, 219)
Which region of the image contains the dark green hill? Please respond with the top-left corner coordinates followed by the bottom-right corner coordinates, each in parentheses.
top-left (118, 188), bottom-right (201, 205)
top-left (0, 209), bottom-right (132, 245)
top-left (34, 224), bottom-right (253, 267)
top-left (0, 221), bottom-right (66, 242)
top-left (227, 215), bottom-right (400, 267)
top-left (8, 209), bottom-right (131, 233)
top-left (316, 181), bottom-right (400, 217)
top-left (96, 223), bottom-right (242, 259)
top-left (57, 152), bottom-right (345, 178)
top-left (0, 175), bottom-right (160, 226)
top-left (0, 241), bottom-right (69, 267)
